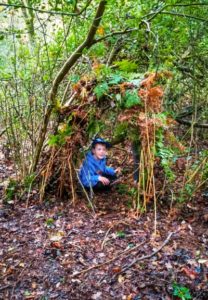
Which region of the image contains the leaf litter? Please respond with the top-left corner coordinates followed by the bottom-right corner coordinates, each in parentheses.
top-left (0, 147), bottom-right (208, 300)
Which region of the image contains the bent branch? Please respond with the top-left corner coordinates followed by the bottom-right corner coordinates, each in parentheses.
top-left (31, 0), bottom-right (107, 172)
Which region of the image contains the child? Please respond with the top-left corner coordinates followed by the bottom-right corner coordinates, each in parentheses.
top-left (79, 138), bottom-right (121, 191)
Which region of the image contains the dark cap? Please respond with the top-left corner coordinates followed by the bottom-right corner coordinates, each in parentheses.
top-left (92, 137), bottom-right (112, 149)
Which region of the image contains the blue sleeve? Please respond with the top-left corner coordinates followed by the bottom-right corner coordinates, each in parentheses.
top-left (104, 165), bottom-right (116, 176)
top-left (84, 169), bottom-right (99, 186)
top-left (79, 159), bottom-right (99, 187)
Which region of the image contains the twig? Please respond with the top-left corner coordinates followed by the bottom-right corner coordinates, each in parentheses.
top-left (74, 166), bottom-right (96, 214)
top-left (109, 176), bottom-right (124, 186)
top-left (0, 284), bottom-right (12, 292)
top-left (68, 156), bottom-right (76, 206)
top-left (176, 118), bottom-right (208, 128)
top-left (0, 127), bottom-right (9, 137)
top-left (101, 226), bottom-right (112, 250)
top-left (71, 240), bottom-right (146, 277)
top-left (10, 260), bottom-right (33, 298)
top-left (101, 220), bottom-right (131, 250)
top-left (113, 231), bottom-right (177, 278)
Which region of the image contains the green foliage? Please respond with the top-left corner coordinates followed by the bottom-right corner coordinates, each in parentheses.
top-left (108, 73), bottom-right (124, 85)
top-left (93, 64), bottom-right (112, 79)
top-left (4, 179), bottom-right (18, 202)
top-left (200, 150), bottom-right (208, 180)
top-left (45, 218), bottom-right (55, 227)
top-left (116, 231), bottom-right (126, 238)
top-left (172, 283), bottom-right (192, 300)
top-left (48, 124), bottom-right (72, 146)
top-left (177, 183), bottom-right (196, 203)
top-left (123, 90), bottom-right (141, 108)
top-left (128, 187), bottom-right (137, 198)
top-left (113, 122), bottom-right (128, 141)
top-left (115, 59), bottom-right (137, 73)
top-left (94, 82), bottom-right (109, 99)
top-left (86, 116), bottom-right (105, 138)
top-left (1, 0), bottom-right (208, 200)
top-left (70, 74), bottom-right (80, 84)
top-left (156, 128), bottom-right (176, 182)
top-left (23, 173), bottom-right (36, 190)
top-left (117, 183), bottom-right (129, 195)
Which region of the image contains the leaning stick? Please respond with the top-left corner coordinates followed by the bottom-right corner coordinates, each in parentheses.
top-left (114, 230), bottom-right (177, 277)
top-left (71, 240), bottom-right (146, 277)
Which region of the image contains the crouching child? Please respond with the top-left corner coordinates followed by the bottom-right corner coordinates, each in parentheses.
top-left (79, 138), bottom-right (121, 192)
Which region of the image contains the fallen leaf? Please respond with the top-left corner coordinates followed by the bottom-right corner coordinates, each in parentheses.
top-left (112, 266), bottom-right (122, 273)
top-left (181, 267), bottom-right (198, 280)
top-left (91, 291), bottom-right (102, 299)
top-left (49, 231), bottom-right (65, 241)
top-left (31, 282), bottom-right (37, 289)
top-left (118, 274), bottom-right (125, 283)
top-left (51, 241), bottom-right (63, 249)
top-left (66, 224), bottom-right (72, 230)
top-left (19, 262), bottom-right (25, 268)
top-left (198, 259), bottom-right (208, 264)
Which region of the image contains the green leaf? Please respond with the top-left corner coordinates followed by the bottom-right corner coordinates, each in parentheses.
top-left (45, 218), bottom-right (54, 226)
top-left (123, 90), bottom-right (141, 108)
top-left (70, 74), bottom-right (80, 83)
top-left (94, 82), bottom-right (109, 99)
top-left (116, 231), bottom-right (126, 238)
top-left (48, 134), bottom-right (60, 146)
top-left (87, 118), bottom-right (105, 138)
top-left (115, 59), bottom-right (137, 73)
top-left (108, 73), bottom-right (123, 85)
top-left (173, 283), bottom-right (192, 300)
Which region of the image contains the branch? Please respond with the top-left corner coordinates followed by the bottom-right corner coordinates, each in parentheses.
top-left (0, 127), bottom-right (8, 137)
top-left (162, 3), bottom-right (208, 8)
top-left (113, 231), bottom-right (177, 277)
top-left (0, 285), bottom-right (12, 292)
top-left (93, 27), bottom-right (137, 44)
top-left (71, 240), bottom-right (146, 277)
top-left (0, 1), bottom-right (92, 17)
top-left (176, 118), bottom-right (208, 128)
top-left (50, 0), bottom-right (106, 99)
top-left (160, 11), bottom-right (208, 22)
top-left (144, 2), bottom-right (208, 22)
top-left (93, 5), bottom-right (208, 45)
top-left (31, 0), bottom-right (107, 172)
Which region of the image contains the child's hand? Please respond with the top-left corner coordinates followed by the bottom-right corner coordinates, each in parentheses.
top-left (115, 167), bottom-right (122, 175)
top-left (98, 176), bottom-right (110, 185)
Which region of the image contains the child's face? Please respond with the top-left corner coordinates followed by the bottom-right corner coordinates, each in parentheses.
top-left (92, 143), bottom-right (107, 160)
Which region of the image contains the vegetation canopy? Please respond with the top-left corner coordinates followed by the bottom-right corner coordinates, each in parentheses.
top-left (0, 0), bottom-right (208, 205)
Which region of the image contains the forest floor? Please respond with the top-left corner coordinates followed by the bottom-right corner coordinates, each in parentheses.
top-left (0, 145), bottom-right (208, 300)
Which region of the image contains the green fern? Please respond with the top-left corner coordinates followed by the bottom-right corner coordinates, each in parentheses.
top-left (115, 59), bottom-right (137, 73)
top-left (94, 82), bottom-right (109, 99)
top-left (123, 90), bottom-right (141, 108)
top-left (173, 283), bottom-right (192, 300)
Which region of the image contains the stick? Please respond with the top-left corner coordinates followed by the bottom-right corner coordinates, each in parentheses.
top-left (71, 240), bottom-right (146, 277)
top-left (68, 157), bottom-right (76, 206)
top-left (114, 231), bottom-right (176, 277)
top-left (101, 226), bottom-right (112, 250)
top-left (0, 284), bottom-right (12, 292)
top-left (74, 166), bottom-right (96, 214)
top-left (101, 220), bottom-right (131, 250)
top-left (0, 126), bottom-right (9, 137)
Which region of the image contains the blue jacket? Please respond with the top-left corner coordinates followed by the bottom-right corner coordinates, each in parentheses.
top-left (79, 151), bottom-right (116, 187)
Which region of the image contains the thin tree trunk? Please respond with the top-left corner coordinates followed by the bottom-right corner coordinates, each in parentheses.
top-left (30, 0), bottom-right (107, 173)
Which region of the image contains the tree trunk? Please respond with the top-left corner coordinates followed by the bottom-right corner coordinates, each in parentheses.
top-left (30, 0), bottom-right (107, 173)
